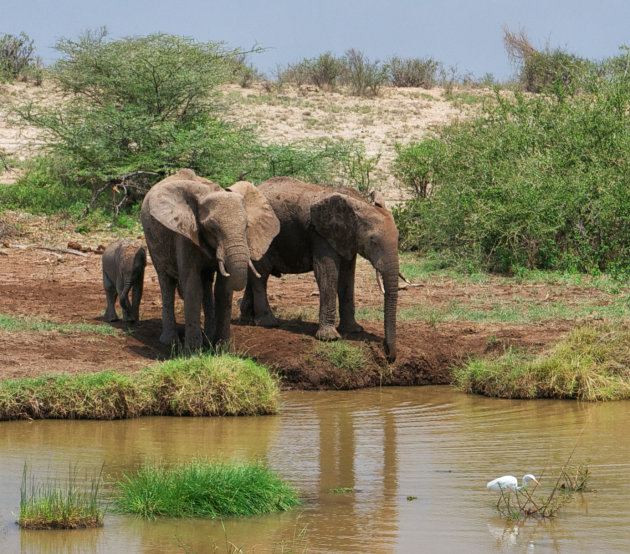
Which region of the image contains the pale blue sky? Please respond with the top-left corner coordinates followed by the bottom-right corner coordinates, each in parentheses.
top-left (3, 0), bottom-right (629, 80)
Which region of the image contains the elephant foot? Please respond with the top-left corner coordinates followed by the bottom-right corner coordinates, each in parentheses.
top-left (159, 331), bottom-right (179, 345)
top-left (255, 313), bottom-right (279, 328)
top-left (104, 309), bottom-right (119, 322)
top-left (338, 321), bottom-right (364, 335)
top-left (237, 313), bottom-right (254, 325)
top-left (316, 325), bottom-right (341, 341)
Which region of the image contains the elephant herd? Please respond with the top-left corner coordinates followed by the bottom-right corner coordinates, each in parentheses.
top-left (102, 169), bottom-right (399, 362)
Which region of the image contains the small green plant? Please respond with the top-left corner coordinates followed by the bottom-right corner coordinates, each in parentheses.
top-left (343, 146), bottom-right (381, 196)
top-left (113, 459), bottom-right (300, 518)
top-left (495, 482), bottom-right (571, 520)
top-left (315, 341), bottom-right (366, 372)
top-left (406, 495), bottom-right (418, 501)
top-left (494, 445), bottom-right (590, 520)
top-left (329, 487), bottom-right (354, 494)
top-left (19, 462), bottom-right (104, 529)
top-left (559, 464), bottom-right (591, 492)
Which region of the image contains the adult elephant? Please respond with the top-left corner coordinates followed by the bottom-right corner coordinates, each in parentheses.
top-left (240, 177), bottom-right (399, 362)
top-left (141, 169), bottom-right (280, 350)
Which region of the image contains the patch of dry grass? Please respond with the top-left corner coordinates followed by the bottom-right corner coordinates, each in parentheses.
top-left (454, 321), bottom-right (630, 400)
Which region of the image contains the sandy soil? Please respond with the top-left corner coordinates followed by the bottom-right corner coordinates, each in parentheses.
top-left (220, 82), bottom-right (474, 202)
top-left (0, 80), bottom-right (476, 199)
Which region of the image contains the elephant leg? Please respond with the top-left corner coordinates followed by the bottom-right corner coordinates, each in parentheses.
top-left (213, 274), bottom-right (233, 349)
top-left (103, 273), bottom-right (119, 322)
top-left (129, 275), bottom-right (144, 322)
top-left (182, 271), bottom-right (204, 352)
top-left (202, 269), bottom-right (215, 343)
top-left (157, 271), bottom-right (178, 345)
top-left (313, 240), bottom-right (341, 341)
top-left (118, 281), bottom-right (133, 322)
top-left (252, 272), bottom-right (279, 327)
top-left (239, 279), bottom-right (255, 324)
top-left (337, 256), bottom-right (363, 334)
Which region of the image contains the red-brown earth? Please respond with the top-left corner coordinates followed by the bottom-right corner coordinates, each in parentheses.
top-left (0, 241), bottom-right (579, 390)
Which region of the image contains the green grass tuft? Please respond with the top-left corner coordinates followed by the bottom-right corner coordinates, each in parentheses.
top-left (0, 354), bottom-right (280, 420)
top-left (454, 321), bottom-right (630, 400)
top-left (0, 313), bottom-right (118, 335)
top-left (314, 341), bottom-right (366, 372)
top-left (112, 459), bottom-right (300, 519)
top-left (18, 463), bottom-right (104, 529)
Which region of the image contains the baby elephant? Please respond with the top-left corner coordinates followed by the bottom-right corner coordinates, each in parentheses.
top-left (102, 238), bottom-right (147, 322)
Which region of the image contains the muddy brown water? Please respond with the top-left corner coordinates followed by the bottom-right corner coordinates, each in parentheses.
top-left (1, 387), bottom-right (629, 553)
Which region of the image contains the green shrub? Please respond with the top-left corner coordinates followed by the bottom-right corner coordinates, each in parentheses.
top-left (392, 139), bottom-right (443, 198)
top-left (0, 32), bottom-right (38, 82)
top-left (113, 459), bottom-right (300, 518)
top-left (344, 49), bottom-right (388, 97)
top-left (308, 52), bottom-right (346, 90)
top-left (388, 56), bottom-right (439, 88)
top-left (11, 30), bottom-right (260, 192)
top-left (0, 157), bottom-right (91, 214)
top-left (521, 49), bottom-right (591, 94)
top-left (393, 61), bottom-right (630, 273)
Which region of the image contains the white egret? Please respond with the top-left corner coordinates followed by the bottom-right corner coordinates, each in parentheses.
top-left (487, 474), bottom-right (539, 493)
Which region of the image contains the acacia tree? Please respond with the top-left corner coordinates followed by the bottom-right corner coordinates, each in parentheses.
top-left (15, 29), bottom-right (259, 190)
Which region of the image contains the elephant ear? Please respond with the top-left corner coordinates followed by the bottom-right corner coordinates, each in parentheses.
top-left (145, 180), bottom-right (213, 246)
top-left (370, 190), bottom-right (387, 209)
top-left (227, 181), bottom-right (280, 260)
top-left (311, 192), bottom-right (360, 260)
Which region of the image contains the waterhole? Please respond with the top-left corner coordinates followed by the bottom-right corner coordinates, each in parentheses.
top-left (1, 387), bottom-right (629, 553)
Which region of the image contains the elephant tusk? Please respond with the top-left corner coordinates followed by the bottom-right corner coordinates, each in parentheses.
top-left (375, 270), bottom-right (385, 294)
top-left (218, 260), bottom-right (231, 278)
top-left (398, 271), bottom-right (411, 285)
top-left (248, 259), bottom-right (262, 279)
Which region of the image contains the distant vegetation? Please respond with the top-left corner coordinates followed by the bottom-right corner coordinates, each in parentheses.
top-left (3, 29), bottom-right (366, 218)
top-left (113, 459), bottom-right (300, 518)
top-left (275, 50), bottom-right (439, 95)
top-left (0, 32), bottom-right (41, 83)
top-left (0, 354), bottom-right (279, 420)
top-left (4, 27), bottom-right (630, 278)
top-left (394, 44), bottom-right (630, 274)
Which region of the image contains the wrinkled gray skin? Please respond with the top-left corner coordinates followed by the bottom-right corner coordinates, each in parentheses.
top-left (141, 169), bottom-right (280, 350)
top-left (240, 177), bottom-right (399, 362)
top-left (102, 238), bottom-right (146, 322)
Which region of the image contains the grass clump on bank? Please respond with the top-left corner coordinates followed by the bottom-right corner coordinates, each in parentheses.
top-left (454, 322), bottom-right (630, 400)
top-left (112, 459), bottom-right (300, 519)
top-left (315, 341), bottom-right (365, 372)
top-left (18, 463), bottom-right (104, 529)
top-left (0, 354), bottom-right (279, 420)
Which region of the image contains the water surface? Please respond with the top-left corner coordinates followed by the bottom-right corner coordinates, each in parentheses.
top-left (1, 387), bottom-right (629, 553)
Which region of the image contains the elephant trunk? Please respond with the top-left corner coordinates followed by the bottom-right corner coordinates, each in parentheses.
top-left (218, 241), bottom-right (250, 291)
top-left (379, 257), bottom-right (399, 363)
top-left (120, 281), bottom-right (133, 312)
